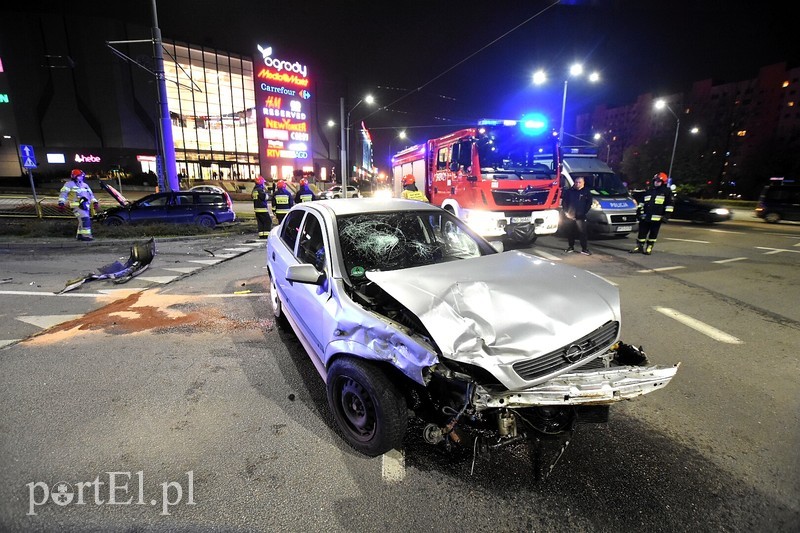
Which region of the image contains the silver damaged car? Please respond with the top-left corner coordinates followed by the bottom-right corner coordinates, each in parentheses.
top-left (266, 198), bottom-right (679, 479)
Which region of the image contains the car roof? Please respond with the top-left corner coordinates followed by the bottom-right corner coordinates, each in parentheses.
top-left (305, 198), bottom-right (440, 216)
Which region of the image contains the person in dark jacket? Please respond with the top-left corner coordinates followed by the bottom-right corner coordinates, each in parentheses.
top-left (294, 178), bottom-right (318, 203)
top-left (631, 172), bottom-right (674, 255)
top-left (251, 175), bottom-right (272, 239)
top-left (561, 176), bottom-right (593, 255)
top-left (271, 180), bottom-right (294, 223)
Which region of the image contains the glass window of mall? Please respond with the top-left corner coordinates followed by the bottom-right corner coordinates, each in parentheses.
top-left (162, 40), bottom-right (260, 184)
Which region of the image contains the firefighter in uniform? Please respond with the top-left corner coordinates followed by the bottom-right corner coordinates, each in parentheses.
top-left (294, 178), bottom-right (318, 203)
top-left (631, 172), bottom-right (674, 255)
top-left (58, 168), bottom-right (99, 241)
top-left (272, 180), bottom-right (294, 223)
top-left (251, 175), bottom-right (272, 239)
top-left (400, 174), bottom-right (428, 202)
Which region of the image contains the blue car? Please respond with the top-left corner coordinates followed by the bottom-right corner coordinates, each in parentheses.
top-left (96, 183), bottom-right (236, 228)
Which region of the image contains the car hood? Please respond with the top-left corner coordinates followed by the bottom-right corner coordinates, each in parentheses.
top-left (99, 182), bottom-right (130, 207)
top-left (365, 251), bottom-right (620, 363)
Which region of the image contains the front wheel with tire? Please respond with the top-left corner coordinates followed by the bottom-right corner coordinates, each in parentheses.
top-left (326, 358), bottom-right (407, 457)
top-left (104, 216), bottom-right (125, 227)
top-left (765, 212), bottom-right (781, 223)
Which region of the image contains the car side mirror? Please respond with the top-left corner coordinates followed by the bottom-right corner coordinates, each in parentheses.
top-left (286, 263), bottom-right (325, 285)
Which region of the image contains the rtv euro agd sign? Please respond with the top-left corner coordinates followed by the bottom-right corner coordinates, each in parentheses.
top-left (26, 470), bottom-right (195, 516)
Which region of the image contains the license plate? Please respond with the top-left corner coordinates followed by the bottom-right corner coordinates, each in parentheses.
top-left (511, 216), bottom-right (531, 223)
top-left (617, 225), bottom-right (632, 232)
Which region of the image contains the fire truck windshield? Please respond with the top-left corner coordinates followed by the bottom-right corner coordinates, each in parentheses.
top-left (476, 126), bottom-right (556, 173)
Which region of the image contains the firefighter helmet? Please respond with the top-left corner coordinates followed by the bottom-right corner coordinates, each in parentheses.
top-left (277, 180), bottom-right (286, 190)
top-left (300, 178), bottom-right (308, 186)
top-left (654, 172), bottom-right (668, 182)
top-left (403, 174), bottom-right (416, 186)
top-left (255, 175), bottom-right (265, 185)
top-left (71, 169), bottom-right (85, 180)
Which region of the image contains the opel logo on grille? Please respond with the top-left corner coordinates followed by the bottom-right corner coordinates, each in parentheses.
top-left (564, 344), bottom-right (584, 363)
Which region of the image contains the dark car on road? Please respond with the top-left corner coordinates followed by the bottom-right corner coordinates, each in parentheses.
top-left (96, 183), bottom-right (236, 228)
top-left (632, 191), bottom-right (732, 224)
top-left (670, 196), bottom-right (733, 223)
top-left (755, 184), bottom-right (800, 223)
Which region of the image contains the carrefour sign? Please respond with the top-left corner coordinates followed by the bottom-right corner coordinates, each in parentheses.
top-left (255, 44), bottom-right (313, 168)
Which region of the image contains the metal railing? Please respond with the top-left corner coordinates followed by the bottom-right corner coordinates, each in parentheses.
top-left (0, 195), bottom-right (82, 219)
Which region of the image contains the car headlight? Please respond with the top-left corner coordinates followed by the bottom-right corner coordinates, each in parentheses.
top-left (711, 208), bottom-right (730, 215)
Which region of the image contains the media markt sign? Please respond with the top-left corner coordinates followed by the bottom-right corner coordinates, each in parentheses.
top-left (19, 144), bottom-right (37, 169)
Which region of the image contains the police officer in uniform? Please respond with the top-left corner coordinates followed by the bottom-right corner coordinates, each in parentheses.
top-left (294, 178), bottom-right (318, 203)
top-left (58, 168), bottom-right (99, 241)
top-left (272, 180), bottom-right (294, 223)
top-left (631, 172), bottom-right (674, 255)
top-left (251, 175), bottom-right (272, 239)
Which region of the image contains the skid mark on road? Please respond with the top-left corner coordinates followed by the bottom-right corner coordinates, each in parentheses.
top-left (654, 306), bottom-right (742, 344)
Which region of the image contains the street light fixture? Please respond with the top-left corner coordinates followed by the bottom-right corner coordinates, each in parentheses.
top-left (533, 63), bottom-right (600, 146)
top-left (593, 132), bottom-right (611, 162)
top-left (654, 99), bottom-right (680, 181)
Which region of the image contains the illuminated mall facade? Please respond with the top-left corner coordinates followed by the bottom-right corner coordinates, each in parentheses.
top-left (0, 11), bottom-right (357, 186)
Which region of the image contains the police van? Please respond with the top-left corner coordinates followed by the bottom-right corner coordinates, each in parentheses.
top-left (536, 148), bottom-right (639, 237)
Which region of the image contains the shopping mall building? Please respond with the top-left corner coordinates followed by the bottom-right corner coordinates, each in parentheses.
top-left (0, 9), bottom-right (344, 188)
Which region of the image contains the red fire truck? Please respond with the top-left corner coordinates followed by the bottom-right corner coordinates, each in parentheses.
top-left (391, 118), bottom-right (561, 244)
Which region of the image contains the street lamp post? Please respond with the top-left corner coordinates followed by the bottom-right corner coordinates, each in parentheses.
top-left (341, 95), bottom-right (374, 198)
top-left (534, 64), bottom-right (600, 146)
top-left (655, 99), bottom-right (680, 181)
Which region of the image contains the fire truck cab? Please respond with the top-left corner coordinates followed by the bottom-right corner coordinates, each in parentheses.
top-left (392, 120), bottom-right (562, 245)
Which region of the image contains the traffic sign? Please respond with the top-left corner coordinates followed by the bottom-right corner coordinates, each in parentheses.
top-left (19, 144), bottom-right (37, 169)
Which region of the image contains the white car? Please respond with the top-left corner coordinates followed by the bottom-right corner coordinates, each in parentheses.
top-left (319, 185), bottom-right (361, 199)
top-left (266, 198), bottom-right (678, 478)
top-left (189, 184), bottom-right (226, 194)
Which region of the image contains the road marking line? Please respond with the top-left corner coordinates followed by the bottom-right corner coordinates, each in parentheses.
top-left (242, 242), bottom-right (265, 247)
top-left (223, 247), bottom-right (252, 253)
top-left (0, 290), bottom-right (98, 297)
top-left (381, 449), bottom-right (406, 482)
top-left (665, 238), bottom-right (710, 243)
top-left (654, 306), bottom-right (742, 344)
top-left (756, 246), bottom-right (800, 254)
top-left (189, 259), bottom-right (224, 265)
top-left (708, 228), bottom-right (744, 234)
top-left (16, 314), bottom-right (83, 329)
top-left (637, 266), bottom-right (686, 273)
top-left (162, 267), bottom-right (201, 273)
top-left (713, 257), bottom-right (748, 264)
top-left (197, 293), bottom-right (266, 298)
top-left (136, 276), bottom-right (180, 284)
top-left (0, 340), bottom-right (19, 348)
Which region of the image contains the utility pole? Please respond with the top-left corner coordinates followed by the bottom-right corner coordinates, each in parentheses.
top-left (150, 0), bottom-right (178, 191)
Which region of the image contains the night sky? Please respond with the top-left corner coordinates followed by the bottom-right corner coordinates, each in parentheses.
top-left (6, 1), bottom-right (797, 171)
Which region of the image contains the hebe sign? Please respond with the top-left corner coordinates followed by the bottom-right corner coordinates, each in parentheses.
top-left (255, 44), bottom-right (313, 170)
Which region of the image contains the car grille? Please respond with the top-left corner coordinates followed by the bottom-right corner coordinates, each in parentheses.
top-left (610, 214), bottom-right (637, 223)
top-left (512, 321), bottom-right (619, 381)
top-left (491, 188), bottom-right (551, 206)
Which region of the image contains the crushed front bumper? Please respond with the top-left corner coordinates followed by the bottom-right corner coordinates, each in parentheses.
top-left (473, 363), bottom-right (680, 409)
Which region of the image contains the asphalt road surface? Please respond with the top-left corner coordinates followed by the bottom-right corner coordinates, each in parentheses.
top-left (0, 214), bottom-right (798, 532)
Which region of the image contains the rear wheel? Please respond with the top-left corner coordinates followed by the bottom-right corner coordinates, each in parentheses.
top-left (692, 212), bottom-right (708, 224)
top-left (269, 272), bottom-right (289, 329)
top-left (195, 214), bottom-right (216, 229)
top-left (326, 358), bottom-right (407, 457)
top-left (104, 216), bottom-right (124, 227)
